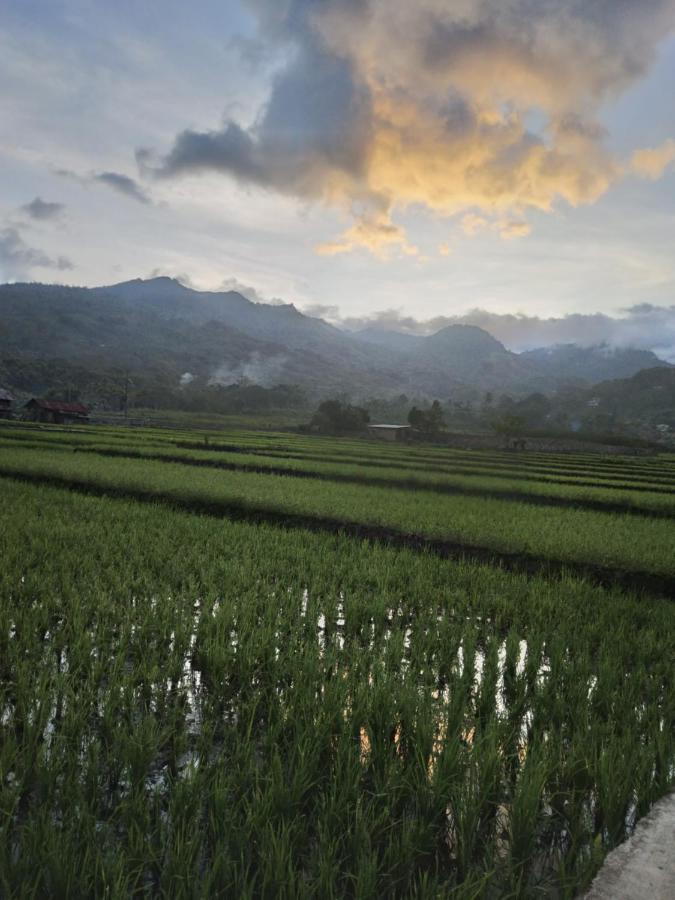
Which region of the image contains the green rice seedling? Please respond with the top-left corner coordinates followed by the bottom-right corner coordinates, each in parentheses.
top-left (1, 475), bottom-right (673, 896)
top-left (2, 445), bottom-right (674, 581)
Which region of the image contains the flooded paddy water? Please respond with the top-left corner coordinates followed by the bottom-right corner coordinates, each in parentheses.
top-left (3, 583), bottom-right (670, 896)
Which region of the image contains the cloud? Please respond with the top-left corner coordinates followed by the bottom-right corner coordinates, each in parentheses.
top-left (630, 139), bottom-right (675, 180)
top-left (461, 213), bottom-right (530, 240)
top-left (151, 0), bottom-right (675, 253)
top-left (56, 167), bottom-right (151, 204)
top-left (21, 197), bottom-right (65, 221)
top-left (302, 302), bottom-right (341, 321)
top-left (333, 304), bottom-right (675, 361)
top-left (227, 34), bottom-right (274, 72)
top-left (316, 211), bottom-right (417, 257)
top-left (0, 227), bottom-right (73, 280)
top-left (146, 268), bottom-right (197, 288)
top-left (461, 213), bottom-right (489, 236)
top-left (93, 171), bottom-right (151, 204)
top-left (498, 220), bottom-right (531, 241)
top-left (219, 276), bottom-right (285, 304)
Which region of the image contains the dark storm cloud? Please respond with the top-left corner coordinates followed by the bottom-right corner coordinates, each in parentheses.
top-left (157, 37), bottom-right (372, 200)
top-left (21, 197), bottom-right (65, 221)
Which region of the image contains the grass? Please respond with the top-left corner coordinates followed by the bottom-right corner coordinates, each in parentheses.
top-left (1, 423), bottom-right (674, 897)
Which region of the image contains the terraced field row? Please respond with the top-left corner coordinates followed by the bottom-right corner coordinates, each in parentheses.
top-left (4, 427), bottom-right (675, 496)
top-left (5, 420), bottom-right (675, 485)
top-left (1, 444), bottom-right (674, 590)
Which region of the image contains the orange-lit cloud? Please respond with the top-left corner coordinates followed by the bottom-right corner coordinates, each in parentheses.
top-left (316, 212), bottom-right (417, 258)
top-left (461, 214), bottom-right (490, 237)
top-left (156, 0), bottom-right (675, 254)
top-left (498, 220), bottom-right (532, 241)
top-left (631, 139), bottom-right (675, 180)
top-left (461, 214), bottom-right (531, 240)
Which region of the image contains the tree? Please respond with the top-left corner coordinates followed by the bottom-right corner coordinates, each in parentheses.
top-left (514, 392), bottom-right (551, 428)
top-left (310, 399), bottom-right (370, 434)
top-left (408, 400), bottom-right (445, 435)
top-left (492, 414), bottom-right (526, 437)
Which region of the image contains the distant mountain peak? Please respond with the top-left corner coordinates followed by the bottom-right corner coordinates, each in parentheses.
top-left (425, 323), bottom-right (507, 351)
top-left (1, 278), bottom-right (670, 401)
top-left (146, 275), bottom-right (186, 287)
top-left (107, 275), bottom-right (194, 295)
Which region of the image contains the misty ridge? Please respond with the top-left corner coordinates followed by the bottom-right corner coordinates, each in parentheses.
top-left (319, 305), bottom-right (675, 363)
top-left (0, 276), bottom-right (675, 414)
top-left (192, 275), bottom-right (675, 362)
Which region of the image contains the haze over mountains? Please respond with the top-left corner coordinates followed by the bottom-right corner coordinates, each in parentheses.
top-left (0, 277), bottom-right (670, 402)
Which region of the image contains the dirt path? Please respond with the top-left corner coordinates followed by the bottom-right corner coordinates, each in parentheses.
top-left (584, 792), bottom-right (675, 899)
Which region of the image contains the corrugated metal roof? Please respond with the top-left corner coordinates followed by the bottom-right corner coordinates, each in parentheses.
top-left (368, 423), bottom-right (411, 429)
top-left (0, 388), bottom-right (13, 402)
top-left (25, 398), bottom-right (89, 414)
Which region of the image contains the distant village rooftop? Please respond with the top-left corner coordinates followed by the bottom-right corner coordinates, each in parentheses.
top-left (24, 398), bottom-right (90, 424)
top-left (367, 423), bottom-right (411, 442)
top-left (0, 388), bottom-right (14, 417)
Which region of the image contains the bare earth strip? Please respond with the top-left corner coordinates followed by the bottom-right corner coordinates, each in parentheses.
top-left (584, 793), bottom-right (675, 899)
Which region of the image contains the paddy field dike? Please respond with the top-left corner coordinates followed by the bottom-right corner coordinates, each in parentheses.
top-left (1, 421), bottom-right (673, 897)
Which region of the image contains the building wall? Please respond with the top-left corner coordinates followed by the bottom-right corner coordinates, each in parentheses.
top-left (369, 428), bottom-right (402, 442)
top-left (23, 405), bottom-right (89, 425)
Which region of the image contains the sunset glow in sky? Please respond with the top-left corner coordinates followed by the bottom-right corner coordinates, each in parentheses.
top-left (1, 0), bottom-right (674, 344)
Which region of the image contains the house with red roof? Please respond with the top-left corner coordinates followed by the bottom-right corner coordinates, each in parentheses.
top-left (24, 398), bottom-right (90, 424)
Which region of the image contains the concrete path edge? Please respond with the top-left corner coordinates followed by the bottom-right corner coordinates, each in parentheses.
top-left (584, 792), bottom-right (675, 899)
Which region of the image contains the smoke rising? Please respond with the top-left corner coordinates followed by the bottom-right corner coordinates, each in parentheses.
top-left (208, 352), bottom-right (289, 387)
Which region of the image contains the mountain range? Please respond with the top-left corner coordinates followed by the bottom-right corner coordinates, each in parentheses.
top-left (0, 277), bottom-right (670, 402)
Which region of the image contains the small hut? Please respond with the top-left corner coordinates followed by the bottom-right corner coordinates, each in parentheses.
top-left (24, 399), bottom-right (90, 425)
top-left (0, 389), bottom-right (13, 418)
top-left (367, 424), bottom-right (411, 442)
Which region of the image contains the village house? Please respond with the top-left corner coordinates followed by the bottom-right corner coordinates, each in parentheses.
top-left (367, 423), bottom-right (412, 442)
top-left (0, 388), bottom-right (13, 418)
top-left (24, 398), bottom-right (90, 425)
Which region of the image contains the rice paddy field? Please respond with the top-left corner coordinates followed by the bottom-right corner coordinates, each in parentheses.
top-left (1, 421), bottom-right (674, 898)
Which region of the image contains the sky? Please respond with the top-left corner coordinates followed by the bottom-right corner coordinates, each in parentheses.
top-left (1, 0), bottom-right (674, 353)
